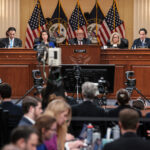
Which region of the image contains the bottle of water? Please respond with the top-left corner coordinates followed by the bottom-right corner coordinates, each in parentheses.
top-left (86, 123), bottom-right (94, 145)
top-left (112, 125), bottom-right (120, 140)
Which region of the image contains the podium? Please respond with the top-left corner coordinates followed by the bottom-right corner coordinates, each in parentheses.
top-left (60, 45), bottom-right (100, 64)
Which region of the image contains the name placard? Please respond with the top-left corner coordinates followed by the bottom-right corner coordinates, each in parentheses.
top-left (74, 49), bottom-right (86, 53)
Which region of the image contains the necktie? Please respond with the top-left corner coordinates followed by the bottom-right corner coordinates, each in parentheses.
top-left (10, 39), bottom-right (13, 48)
top-left (142, 40), bottom-right (144, 47)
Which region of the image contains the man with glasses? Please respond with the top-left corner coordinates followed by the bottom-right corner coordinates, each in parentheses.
top-left (2, 27), bottom-right (22, 48)
top-left (69, 28), bottom-right (91, 45)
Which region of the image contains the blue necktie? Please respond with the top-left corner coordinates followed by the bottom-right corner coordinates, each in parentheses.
top-left (10, 40), bottom-right (13, 48)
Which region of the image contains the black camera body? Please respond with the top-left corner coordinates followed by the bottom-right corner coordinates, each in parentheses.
top-left (125, 71), bottom-right (136, 87)
top-left (32, 70), bottom-right (43, 92)
top-left (98, 77), bottom-right (108, 94)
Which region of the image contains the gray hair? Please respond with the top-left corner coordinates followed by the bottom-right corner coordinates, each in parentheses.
top-left (82, 82), bottom-right (99, 99)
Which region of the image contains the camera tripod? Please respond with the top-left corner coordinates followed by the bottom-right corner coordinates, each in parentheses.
top-left (126, 86), bottom-right (150, 104)
top-left (15, 85), bottom-right (42, 104)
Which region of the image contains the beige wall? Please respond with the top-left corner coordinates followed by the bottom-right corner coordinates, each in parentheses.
top-left (20, 0), bottom-right (133, 47)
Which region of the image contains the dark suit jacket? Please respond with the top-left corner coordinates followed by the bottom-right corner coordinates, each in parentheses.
top-left (132, 38), bottom-right (150, 48)
top-left (103, 132), bottom-right (150, 150)
top-left (18, 116), bottom-right (34, 126)
top-left (1, 38), bottom-right (22, 48)
top-left (0, 38), bottom-right (5, 48)
top-left (107, 105), bottom-right (142, 118)
top-left (106, 38), bottom-right (128, 49)
top-left (0, 101), bottom-right (22, 116)
top-left (69, 38), bottom-right (91, 45)
top-left (70, 101), bottom-right (106, 137)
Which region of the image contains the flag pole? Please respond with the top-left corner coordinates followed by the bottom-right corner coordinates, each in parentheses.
top-left (113, 0), bottom-right (116, 32)
top-left (96, 0), bottom-right (98, 36)
top-left (77, 0), bottom-right (79, 30)
top-left (58, 0), bottom-right (60, 34)
top-left (38, 0), bottom-right (41, 35)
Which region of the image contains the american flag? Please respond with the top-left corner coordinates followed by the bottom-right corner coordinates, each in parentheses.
top-left (67, 4), bottom-right (88, 40)
top-left (97, 0), bottom-right (125, 46)
top-left (25, 0), bottom-right (46, 48)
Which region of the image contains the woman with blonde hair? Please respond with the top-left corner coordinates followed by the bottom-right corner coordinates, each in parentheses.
top-left (44, 99), bottom-right (71, 150)
top-left (106, 32), bottom-right (128, 49)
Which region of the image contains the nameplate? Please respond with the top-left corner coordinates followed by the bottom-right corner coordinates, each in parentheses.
top-left (74, 49), bottom-right (86, 53)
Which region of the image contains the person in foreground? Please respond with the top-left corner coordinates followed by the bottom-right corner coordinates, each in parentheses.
top-left (10, 126), bottom-right (39, 150)
top-left (103, 108), bottom-right (150, 150)
top-left (106, 32), bottom-right (128, 49)
top-left (1, 27), bottom-right (22, 48)
top-left (132, 28), bottom-right (150, 49)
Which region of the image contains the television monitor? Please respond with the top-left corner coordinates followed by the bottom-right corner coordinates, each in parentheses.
top-left (60, 64), bottom-right (115, 93)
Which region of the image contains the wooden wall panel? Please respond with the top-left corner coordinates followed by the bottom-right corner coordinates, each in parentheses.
top-left (131, 65), bottom-right (150, 97)
top-left (0, 65), bottom-right (30, 97)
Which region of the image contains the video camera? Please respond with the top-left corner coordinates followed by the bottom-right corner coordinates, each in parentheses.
top-left (32, 70), bottom-right (44, 93)
top-left (125, 71), bottom-right (136, 94)
top-left (98, 77), bottom-right (108, 94)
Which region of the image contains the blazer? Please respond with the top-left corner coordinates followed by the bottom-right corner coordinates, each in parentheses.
top-left (1, 38), bottom-right (22, 48)
top-left (18, 116), bottom-right (34, 126)
top-left (132, 38), bottom-right (150, 48)
top-left (70, 101), bottom-right (106, 137)
top-left (106, 38), bottom-right (128, 49)
top-left (103, 132), bottom-right (150, 150)
top-left (0, 101), bottom-right (22, 116)
top-left (69, 38), bottom-right (91, 45)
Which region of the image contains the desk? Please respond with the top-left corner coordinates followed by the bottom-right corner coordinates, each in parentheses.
top-left (1, 48), bottom-right (150, 99)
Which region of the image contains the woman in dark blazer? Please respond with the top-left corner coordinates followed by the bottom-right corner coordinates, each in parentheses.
top-left (106, 32), bottom-right (128, 49)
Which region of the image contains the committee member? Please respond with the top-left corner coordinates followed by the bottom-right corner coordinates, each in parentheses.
top-left (132, 28), bottom-right (150, 49)
top-left (34, 30), bottom-right (55, 50)
top-left (106, 32), bottom-right (128, 49)
top-left (103, 109), bottom-right (150, 150)
top-left (69, 28), bottom-right (91, 45)
top-left (1, 27), bottom-right (22, 48)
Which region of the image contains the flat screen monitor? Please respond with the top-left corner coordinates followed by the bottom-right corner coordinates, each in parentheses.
top-left (60, 64), bottom-right (115, 93)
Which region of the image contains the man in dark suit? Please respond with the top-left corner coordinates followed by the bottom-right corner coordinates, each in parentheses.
top-left (1, 27), bottom-right (22, 48)
top-left (70, 82), bottom-right (105, 137)
top-left (0, 83), bottom-right (22, 116)
top-left (18, 96), bottom-right (42, 126)
top-left (103, 108), bottom-right (150, 150)
top-left (132, 28), bottom-right (150, 49)
top-left (69, 28), bottom-right (91, 45)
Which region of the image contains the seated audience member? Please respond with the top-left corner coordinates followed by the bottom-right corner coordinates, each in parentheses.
top-left (1, 27), bottom-right (22, 48)
top-left (34, 115), bottom-right (57, 150)
top-left (18, 96), bottom-right (42, 126)
top-left (10, 126), bottom-right (39, 150)
top-left (106, 32), bottom-right (128, 49)
top-left (34, 30), bottom-right (55, 50)
top-left (70, 82), bottom-right (106, 137)
top-left (132, 28), bottom-right (150, 49)
top-left (103, 109), bottom-right (150, 150)
top-left (69, 28), bottom-right (91, 45)
top-left (44, 99), bottom-right (84, 150)
top-left (0, 83), bottom-right (22, 116)
top-left (108, 88), bottom-right (141, 117)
